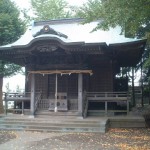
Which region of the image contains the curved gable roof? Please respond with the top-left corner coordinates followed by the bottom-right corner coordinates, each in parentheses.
top-left (0, 18), bottom-right (147, 67)
top-left (0, 18), bottom-right (143, 49)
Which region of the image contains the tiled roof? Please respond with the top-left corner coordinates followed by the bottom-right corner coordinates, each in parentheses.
top-left (0, 18), bottom-right (141, 48)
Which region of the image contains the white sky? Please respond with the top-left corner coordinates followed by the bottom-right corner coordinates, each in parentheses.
top-left (3, 74), bottom-right (25, 92)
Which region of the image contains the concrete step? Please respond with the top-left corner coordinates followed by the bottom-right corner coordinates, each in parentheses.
top-left (88, 110), bottom-right (106, 116)
top-left (1, 117), bottom-right (107, 123)
top-left (0, 120), bottom-right (104, 127)
top-left (87, 111), bottom-right (146, 128)
top-left (109, 116), bottom-right (146, 128)
top-left (0, 115), bottom-right (145, 133)
top-left (88, 110), bottom-right (115, 116)
top-left (35, 110), bottom-right (79, 116)
top-left (0, 117), bottom-right (108, 133)
top-left (0, 124), bottom-right (106, 133)
top-left (88, 110), bottom-right (127, 116)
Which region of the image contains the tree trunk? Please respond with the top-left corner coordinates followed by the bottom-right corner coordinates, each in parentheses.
top-left (0, 75), bottom-right (4, 114)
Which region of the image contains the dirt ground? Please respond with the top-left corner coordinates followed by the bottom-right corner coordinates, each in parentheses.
top-left (0, 128), bottom-right (150, 150)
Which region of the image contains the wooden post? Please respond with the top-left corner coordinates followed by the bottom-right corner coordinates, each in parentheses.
top-left (4, 93), bottom-right (7, 115)
top-left (22, 101), bottom-right (24, 115)
top-left (30, 73), bottom-right (35, 117)
top-left (131, 67), bottom-right (135, 106)
top-left (54, 74), bottom-right (58, 112)
top-left (105, 101), bottom-right (108, 116)
top-left (141, 60), bottom-right (144, 107)
top-left (0, 75), bottom-right (4, 114)
top-left (126, 92), bottom-right (130, 115)
top-left (78, 73), bottom-right (83, 116)
top-left (127, 100), bottom-right (129, 115)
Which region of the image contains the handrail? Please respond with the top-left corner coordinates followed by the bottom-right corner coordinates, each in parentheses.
top-left (82, 92), bottom-right (130, 117)
top-left (85, 91), bottom-right (131, 116)
top-left (86, 92), bottom-right (130, 99)
top-left (4, 92), bottom-right (31, 99)
top-left (3, 92), bottom-right (41, 115)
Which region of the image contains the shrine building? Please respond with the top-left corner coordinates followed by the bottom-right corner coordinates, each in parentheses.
top-left (0, 18), bottom-right (146, 117)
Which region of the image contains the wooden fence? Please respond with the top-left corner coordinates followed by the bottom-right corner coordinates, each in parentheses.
top-left (83, 92), bottom-right (131, 117)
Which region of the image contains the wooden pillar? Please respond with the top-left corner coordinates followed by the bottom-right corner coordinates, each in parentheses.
top-left (111, 60), bottom-right (115, 91)
top-left (54, 74), bottom-right (58, 112)
top-left (105, 101), bottom-right (108, 116)
top-left (78, 73), bottom-right (83, 116)
top-left (22, 101), bottom-right (24, 115)
top-left (127, 100), bottom-right (129, 115)
top-left (141, 60), bottom-right (144, 107)
top-left (4, 93), bottom-right (7, 115)
top-left (30, 73), bottom-right (35, 117)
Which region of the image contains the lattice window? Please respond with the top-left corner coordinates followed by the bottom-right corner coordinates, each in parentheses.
top-left (35, 74), bottom-right (48, 98)
top-left (67, 74), bottom-right (78, 99)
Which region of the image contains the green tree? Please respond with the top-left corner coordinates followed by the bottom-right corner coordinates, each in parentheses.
top-left (0, 0), bottom-right (25, 113)
top-left (31, 0), bottom-right (72, 20)
top-left (16, 85), bottom-right (22, 93)
top-left (5, 83), bottom-right (11, 93)
top-left (77, 0), bottom-right (150, 38)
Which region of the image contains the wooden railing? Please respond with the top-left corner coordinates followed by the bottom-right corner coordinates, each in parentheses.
top-left (3, 92), bottom-right (42, 115)
top-left (3, 92), bottom-right (31, 115)
top-left (86, 92), bottom-right (130, 101)
top-left (4, 92), bottom-right (31, 100)
top-left (84, 92), bottom-right (131, 117)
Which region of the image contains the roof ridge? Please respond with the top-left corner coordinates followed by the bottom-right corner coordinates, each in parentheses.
top-left (34, 18), bottom-right (84, 26)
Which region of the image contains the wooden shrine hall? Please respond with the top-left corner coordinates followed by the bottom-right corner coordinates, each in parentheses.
top-left (0, 18), bottom-right (146, 118)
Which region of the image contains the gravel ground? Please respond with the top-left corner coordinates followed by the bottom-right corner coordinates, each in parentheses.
top-left (0, 105), bottom-right (150, 150)
top-left (0, 131), bottom-right (17, 144)
top-left (0, 128), bottom-right (150, 150)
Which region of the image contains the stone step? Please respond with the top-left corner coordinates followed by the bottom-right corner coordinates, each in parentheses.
top-left (0, 115), bottom-right (145, 133)
top-left (0, 123), bottom-right (106, 133)
top-left (0, 121), bottom-right (105, 128)
top-left (0, 117), bottom-right (108, 133)
top-left (109, 117), bottom-right (146, 128)
top-left (87, 111), bottom-right (145, 128)
top-left (0, 126), bottom-right (106, 133)
top-left (35, 110), bottom-right (79, 116)
top-left (88, 110), bottom-right (106, 116)
top-left (1, 117), bottom-right (107, 124)
top-left (88, 110), bottom-right (126, 116)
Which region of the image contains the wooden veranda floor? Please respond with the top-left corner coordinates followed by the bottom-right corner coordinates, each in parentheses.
top-left (4, 92), bottom-right (131, 116)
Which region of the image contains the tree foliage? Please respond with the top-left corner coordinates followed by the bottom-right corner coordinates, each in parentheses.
top-left (0, 0), bottom-right (25, 45)
top-left (0, 61), bottom-right (23, 77)
top-left (0, 0), bottom-right (25, 77)
top-left (77, 0), bottom-right (150, 38)
top-left (77, 0), bottom-right (150, 80)
top-left (31, 0), bottom-right (72, 20)
top-left (0, 0), bottom-right (25, 113)
top-left (77, 0), bottom-right (150, 106)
